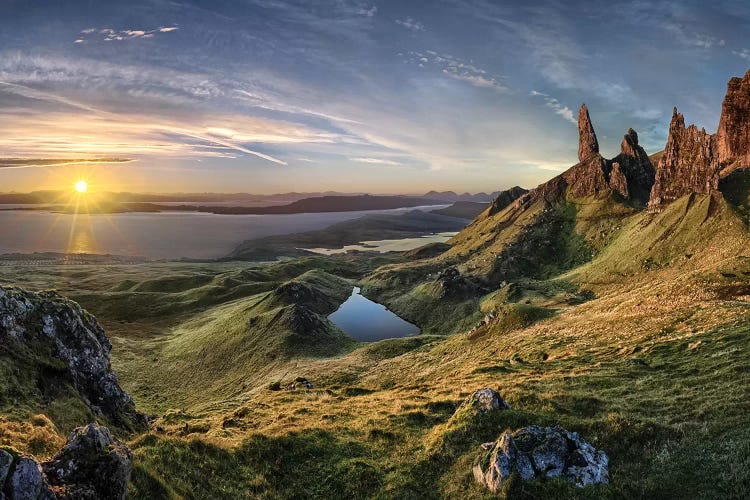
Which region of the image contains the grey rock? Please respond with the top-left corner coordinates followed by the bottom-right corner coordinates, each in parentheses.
top-left (475, 425), bottom-right (609, 492)
top-left (0, 287), bottom-right (145, 429)
top-left (9, 458), bottom-right (54, 500)
top-left (465, 388), bottom-right (511, 413)
top-left (0, 449), bottom-right (13, 486)
top-left (43, 423), bottom-right (132, 500)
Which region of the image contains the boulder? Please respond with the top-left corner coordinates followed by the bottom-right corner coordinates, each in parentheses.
top-left (462, 388), bottom-right (511, 413)
top-left (8, 458), bottom-right (54, 500)
top-left (43, 424), bottom-right (132, 500)
top-left (474, 425), bottom-right (608, 492)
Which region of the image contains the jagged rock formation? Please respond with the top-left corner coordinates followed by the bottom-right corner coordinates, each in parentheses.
top-left (648, 108), bottom-right (720, 210)
top-left (611, 128), bottom-right (655, 202)
top-left (473, 425), bottom-right (609, 492)
top-left (0, 287), bottom-right (144, 430)
top-left (0, 424), bottom-right (132, 500)
top-left (716, 69), bottom-right (750, 171)
top-left (487, 186), bottom-right (529, 216)
top-left (578, 104), bottom-right (599, 161)
top-left (534, 105), bottom-right (654, 203)
top-left (649, 69), bottom-right (750, 210)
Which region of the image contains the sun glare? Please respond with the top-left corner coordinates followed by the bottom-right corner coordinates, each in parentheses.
top-left (74, 180), bottom-right (88, 193)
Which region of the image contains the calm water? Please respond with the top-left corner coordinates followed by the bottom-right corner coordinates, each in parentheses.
top-left (328, 287), bottom-right (420, 342)
top-left (305, 232), bottom-right (457, 255)
top-left (0, 205), bottom-right (446, 260)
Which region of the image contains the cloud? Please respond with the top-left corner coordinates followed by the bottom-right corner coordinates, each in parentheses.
top-left (395, 18), bottom-right (425, 32)
top-left (405, 51), bottom-right (510, 93)
top-left (734, 48), bottom-right (750, 60)
top-left (0, 158), bottom-right (133, 169)
top-left (76, 26), bottom-right (179, 43)
top-left (350, 157), bottom-right (403, 166)
top-left (530, 90), bottom-right (576, 125)
top-left (663, 22), bottom-right (724, 49)
top-left (358, 6), bottom-right (377, 17)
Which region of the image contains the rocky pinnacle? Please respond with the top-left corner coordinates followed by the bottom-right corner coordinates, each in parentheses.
top-left (578, 104), bottom-right (599, 162)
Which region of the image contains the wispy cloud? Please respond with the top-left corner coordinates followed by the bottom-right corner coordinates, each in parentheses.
top-left (530, 90), bottom-right (576, 125)
top-left (734, 48), bottom-right (750, 60)
top-left (395, 17), bottom-right (425, 32)
top-left (358, 6), bottom-right (377, 17)
top-left (351, 157), bottom-right (403, 166)
top-left (75, 26), bottom-right (179, 43)
top-left (405, 51), bottom-right (510, 93)
top-left (0, 158), bottom-right (133, 169)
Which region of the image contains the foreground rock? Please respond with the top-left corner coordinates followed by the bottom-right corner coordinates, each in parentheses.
top-left (461, 388), bottom-right (511, 413)
top-left (1, 424), bottom-right (131, 500)
top-left (0, 287), bottom-right (144, 430)
top-left (43, 424), bottom-right (132, 500)
top-left (474, 425), bottom-right (609, 492)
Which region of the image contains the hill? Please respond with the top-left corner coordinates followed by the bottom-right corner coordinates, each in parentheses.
top-left (2, 69), bottom-right (750, 499)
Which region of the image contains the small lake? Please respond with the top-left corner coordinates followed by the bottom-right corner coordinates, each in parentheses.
top-left (328, 287), bottom-right (420, 342)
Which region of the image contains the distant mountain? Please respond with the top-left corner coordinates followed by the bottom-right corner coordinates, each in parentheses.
top-left (228, 209), bottom-right (467, 260)
top-left (431, 201), bottom-right (489, 219)
top-left (0, 190), bottom-right (363, 205)
top-left (422, 191), bottom-right (502, 203)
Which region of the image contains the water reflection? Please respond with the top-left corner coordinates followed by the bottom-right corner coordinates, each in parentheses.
top-left (328, 287), bottom-right (420, 342)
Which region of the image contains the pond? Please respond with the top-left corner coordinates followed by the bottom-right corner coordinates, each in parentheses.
top-left (328, 287), bottom-right (420, 342)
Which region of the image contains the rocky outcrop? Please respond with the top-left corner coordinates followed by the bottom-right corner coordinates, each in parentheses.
top-left (649, 69), bottom-right (750, 210)
top-left (561, 107), bottom-right (653, 202)
top-left (487, 186), bottom-right (529, 216)
top-left (474, 425), bottom-right (609, 492)
top-left (460, 388), bottom-right (510, 413)
top-left (611, 128), bottom-right (655, 203)
top-left (716, 69), bottom-right (750, 171)
top-left (43, 424), bottom-right (132, 500)
top-left (0, 287), bottom-right (144, 430)
top-left (648, 108), bottom-right (720, 210)
top-left (0, 424), bottom-right (132, 500)
top-left (578, 104), bottom-right (599, 162)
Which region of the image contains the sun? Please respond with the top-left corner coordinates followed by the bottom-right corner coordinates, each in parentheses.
top-left (74, 180), bottom-right (88, 193)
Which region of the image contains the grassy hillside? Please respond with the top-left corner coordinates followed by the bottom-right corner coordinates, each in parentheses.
top-left (1, 187), bottom-right (750, 498)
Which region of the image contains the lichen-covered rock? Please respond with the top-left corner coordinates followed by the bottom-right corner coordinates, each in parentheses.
top-left (474, 425), bottom-right (609, 492)
top-left (43, 424), bottom-right (132, 500)
top-left (461, 388), bottom-right (511, 413)
top-left (8, 458), bottom-right (54, 500)
top-left (0, 287), bottom-right (144, 430)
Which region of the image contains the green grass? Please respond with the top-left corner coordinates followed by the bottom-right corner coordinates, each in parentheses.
top-left (2, 190), bottom-right (750, 498)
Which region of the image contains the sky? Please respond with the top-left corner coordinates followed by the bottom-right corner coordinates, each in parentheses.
top-left (0, 0), bottom-right (749, 194)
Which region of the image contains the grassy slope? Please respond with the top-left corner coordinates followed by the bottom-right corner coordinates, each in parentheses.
top-left (2, 191), bottom-right (750, 498)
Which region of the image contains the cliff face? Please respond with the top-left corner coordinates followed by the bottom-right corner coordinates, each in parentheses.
top-left (648, 69), bottom-right (750, 210)
top-left (648, 109), bottom-right (720, 209)
top-left (716, 69), bottom-right (750, 170)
